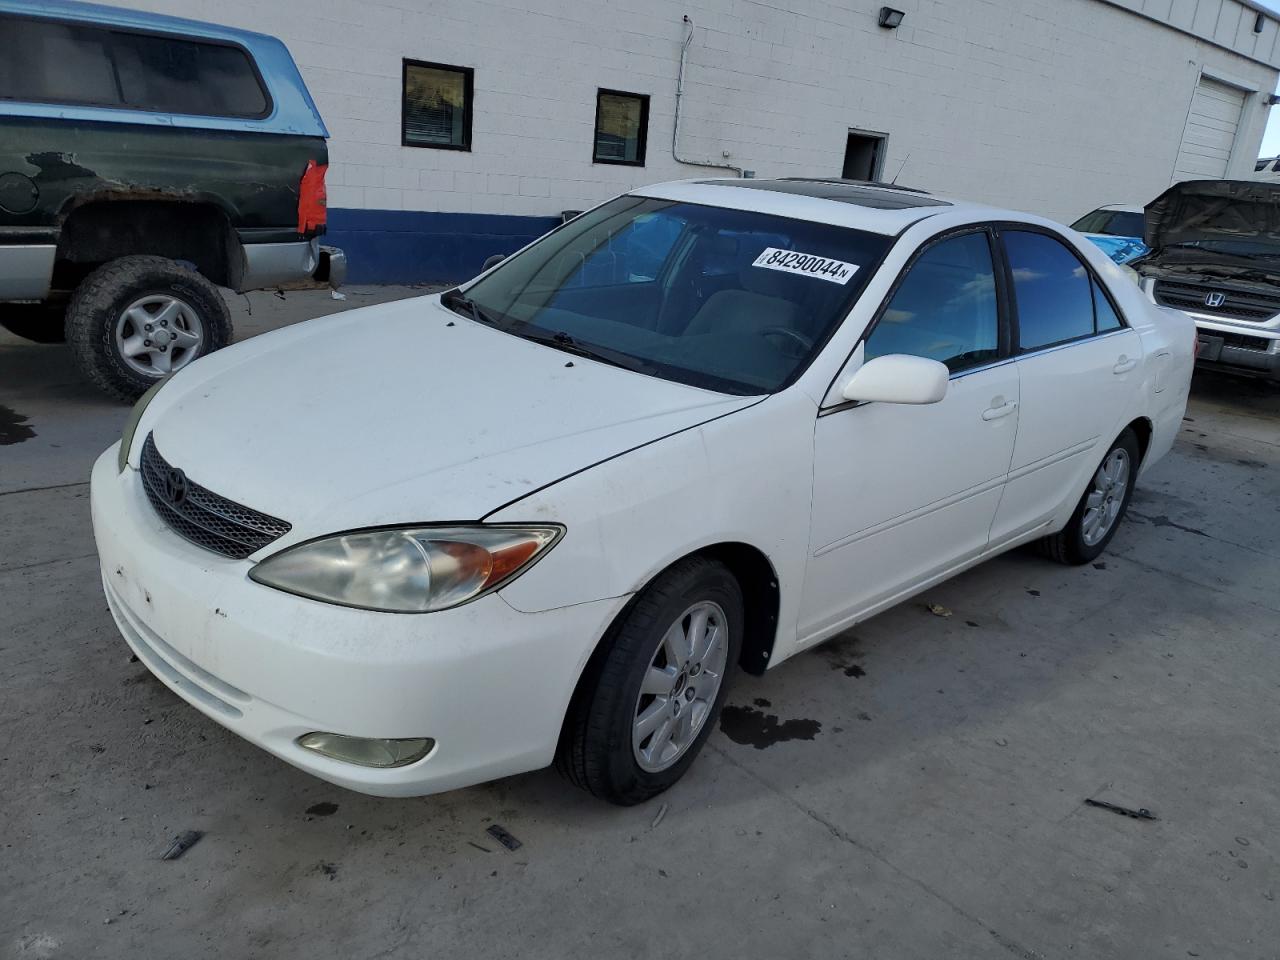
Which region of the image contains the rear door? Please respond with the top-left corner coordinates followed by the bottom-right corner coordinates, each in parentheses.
top-left (989, 229), bottom-right (1142, 543)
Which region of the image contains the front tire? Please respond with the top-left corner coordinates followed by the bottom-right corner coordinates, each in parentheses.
top-left (65, 256), bottom-right (231, 402)
top-left (557, 556), bottom-right (743, 805)
top-left (1038, 428), bottom-right (1141, 565)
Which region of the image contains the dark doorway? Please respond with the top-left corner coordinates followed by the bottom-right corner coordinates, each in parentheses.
top-left (842, 130), bottom-right (887, 181)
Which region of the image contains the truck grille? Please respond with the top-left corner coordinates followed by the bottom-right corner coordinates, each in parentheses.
top-left (139, 434), bottom-right (291, 560)
top-left (1153, 280), bottom-right (1280, 321)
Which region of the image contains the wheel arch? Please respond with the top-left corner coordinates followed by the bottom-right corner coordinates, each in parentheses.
top-left (1125, 415), bottom-right (1153, 466)
top-left (556, 541), bottom-right (781, 750)
top-left (54, 198), bottom-right (242, 291)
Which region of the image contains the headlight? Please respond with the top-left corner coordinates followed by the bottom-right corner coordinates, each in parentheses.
top-left (117, 377), bottom-right (170, 473)
top-left (248, 524), bottom-right (563, 613)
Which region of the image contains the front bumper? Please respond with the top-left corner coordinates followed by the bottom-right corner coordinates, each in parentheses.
top-left (90, 447), bottom-right (622, 797)
top-left (1188, 315), bottom-right (1280, 380)
top-left (1143, 278), bottom-right (1280, 380)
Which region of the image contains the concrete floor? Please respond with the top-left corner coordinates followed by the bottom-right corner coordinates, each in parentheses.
top-left (2, 288), bottom-right (1278, 959)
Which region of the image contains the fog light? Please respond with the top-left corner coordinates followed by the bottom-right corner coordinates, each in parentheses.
top-left (296, 732), bottom-right (434, 768)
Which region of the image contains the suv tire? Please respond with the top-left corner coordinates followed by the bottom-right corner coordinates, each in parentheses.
top-left (0, 303), bottom-right (68, 344)
top-left (65, 256), bottom-right (232, 401)
top-left (557, 556), bottom-right (743, 806)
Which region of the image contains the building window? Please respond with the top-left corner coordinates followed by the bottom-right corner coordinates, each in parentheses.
top-left (402, 59), bottom-right (472, 150)
top-left (593, 89), bottom-right (649, 166)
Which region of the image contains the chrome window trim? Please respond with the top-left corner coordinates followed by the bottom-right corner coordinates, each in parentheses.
top-left (817, 328), bottom-right (1133, 417)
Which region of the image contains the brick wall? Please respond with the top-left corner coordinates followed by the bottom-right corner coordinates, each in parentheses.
top-left (125, 0), bottom-right (1280, 279)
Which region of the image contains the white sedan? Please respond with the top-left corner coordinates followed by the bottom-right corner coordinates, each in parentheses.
top-left (91, 179), bottom-right (1194, 804)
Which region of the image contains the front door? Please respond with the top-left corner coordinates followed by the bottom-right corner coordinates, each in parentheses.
top-left (799, 230), bottom-right (1019, 643)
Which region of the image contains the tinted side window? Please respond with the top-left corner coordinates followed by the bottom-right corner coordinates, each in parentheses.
top-left (1093, 281), bottom-right (1124, 333)
top-left (1006, 231), bottom-right (1095, 351)
top-left (113, 33), bottom-right (267, 117)
top-left (0, 17), bottom-right (121, 106)
top-left (865, 232), bottom-right (999, 372)
top-left (0, 15), bottom-right (266, 118)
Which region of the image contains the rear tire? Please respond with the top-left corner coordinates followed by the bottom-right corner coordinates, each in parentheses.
top-left (557, 556), bottom-right (743, 805)
top-left (65, 256), bottom-right (231, 402)
top-left (0, 303), bottom-right (67, 343)
top-left (1037, 428), bottom-right (1140, 565)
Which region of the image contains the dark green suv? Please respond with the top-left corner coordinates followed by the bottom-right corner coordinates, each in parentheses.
top-left (0, 0), bottom-right (345, 400)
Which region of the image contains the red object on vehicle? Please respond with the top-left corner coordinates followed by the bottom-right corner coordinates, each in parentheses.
top-left (298, 160), bottom-right (328, 234)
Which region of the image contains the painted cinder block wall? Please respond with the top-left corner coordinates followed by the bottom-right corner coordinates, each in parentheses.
top-left (127, 0), bottom-right (1280, 282)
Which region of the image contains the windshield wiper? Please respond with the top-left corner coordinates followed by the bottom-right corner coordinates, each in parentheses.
top-left (440, 288), bottom-right (503, 326)
top-left (514, 327), bottom-right (656, 374)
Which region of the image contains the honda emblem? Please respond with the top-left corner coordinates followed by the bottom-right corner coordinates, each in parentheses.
top-left (1204, 292), bottom-right (1226, 308)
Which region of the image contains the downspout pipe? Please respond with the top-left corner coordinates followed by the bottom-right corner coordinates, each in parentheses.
top-left (673, 15), bottom-right (745, 176)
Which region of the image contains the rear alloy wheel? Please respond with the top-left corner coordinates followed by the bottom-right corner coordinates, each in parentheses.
top-left (65, 255), bottom-right (231, 401)
top-left (1037, 428), bottom-right (1141, 565)
top-left (113, 293), bottom-right (205, 379)
top-left (557, 557), bottom-right (743, 805)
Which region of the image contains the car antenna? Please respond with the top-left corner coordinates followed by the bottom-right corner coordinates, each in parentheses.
top-left (890, 152), bottom-right (911, 186)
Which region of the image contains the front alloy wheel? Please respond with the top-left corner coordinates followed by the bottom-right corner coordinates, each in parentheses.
top-left (558, 556), bottom-right (743, 805)
top-left (633, 601), bottom-right (729, 773)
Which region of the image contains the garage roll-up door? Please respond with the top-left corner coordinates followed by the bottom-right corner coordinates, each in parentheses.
top-left (1174, 77), bottom-right (1246, 181)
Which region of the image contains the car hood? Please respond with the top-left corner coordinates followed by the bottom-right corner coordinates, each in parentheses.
top-left (144, 295), bottom-right (757, 541)
top-left (1144, 179), bottom-right (1280, 253)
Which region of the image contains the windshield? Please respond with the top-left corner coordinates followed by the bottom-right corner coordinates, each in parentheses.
top-left (459, 196), bottom-right (892, 394)
top-left (1071, 209), bottom-right (1144, 238)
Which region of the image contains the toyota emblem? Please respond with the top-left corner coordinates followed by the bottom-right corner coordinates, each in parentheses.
top-left (1204, 292), bottom-right (1226, 308)
top-left (162, 466), bottom-right (189, 507)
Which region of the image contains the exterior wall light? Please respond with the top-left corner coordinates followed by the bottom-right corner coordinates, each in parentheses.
top-left (879, 7), bottom-right (905, 28)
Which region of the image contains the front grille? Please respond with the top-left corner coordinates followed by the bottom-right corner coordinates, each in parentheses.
top-left (1153, 279), bottom-right (1280, 321)
top-left (139, 434), bottom-right (291, 559)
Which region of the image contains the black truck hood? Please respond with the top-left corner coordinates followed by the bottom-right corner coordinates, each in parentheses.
top-left (1144, 179), bottom-right (1280, 254)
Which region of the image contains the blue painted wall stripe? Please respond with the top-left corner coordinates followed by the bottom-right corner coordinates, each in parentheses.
top-left (326, 208), bottom-right (559, 284)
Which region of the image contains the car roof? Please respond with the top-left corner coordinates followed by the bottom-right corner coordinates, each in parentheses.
top-left (0, 0), bottom-right (328, 138)
top-left (1095, 204), bottom-right (1144, 213)
top-left (633, 178), bottom-right (997, 236)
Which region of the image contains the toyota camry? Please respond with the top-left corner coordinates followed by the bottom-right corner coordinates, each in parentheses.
top-left (91, 178), bottom-right (1194, 805)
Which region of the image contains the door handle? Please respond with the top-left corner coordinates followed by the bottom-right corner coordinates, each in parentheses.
top-left (1113, 355), bottom-right (1138, 374)
top-left (981, 399), bottom-right (1018, 421)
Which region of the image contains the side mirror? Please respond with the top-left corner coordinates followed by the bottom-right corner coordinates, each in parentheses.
top-left (482, 254), bottom-right (506, 271)
top-left (841, 354), bottom-right (949, 405)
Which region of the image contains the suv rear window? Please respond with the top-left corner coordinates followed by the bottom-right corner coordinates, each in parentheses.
top-left (0, 15), bottom-right (268, 119)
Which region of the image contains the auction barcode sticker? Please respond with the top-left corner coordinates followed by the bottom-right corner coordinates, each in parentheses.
top-left (752, 248), bottom-right (859, 285)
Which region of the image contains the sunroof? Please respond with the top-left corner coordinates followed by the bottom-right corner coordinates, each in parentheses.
top-left (701, 178), bottom-right (952, 210)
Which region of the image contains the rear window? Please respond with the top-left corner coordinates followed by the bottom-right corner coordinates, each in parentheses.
top-left (0, 15), bottom-right (268, 118)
